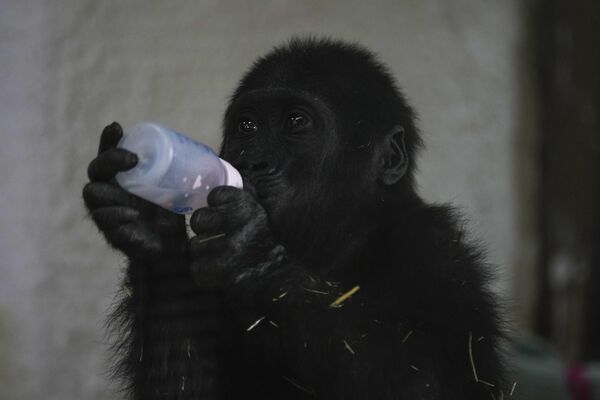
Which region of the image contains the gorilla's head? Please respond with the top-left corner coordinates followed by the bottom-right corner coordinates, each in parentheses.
top-left (220, 38), bottom-right (423, 262)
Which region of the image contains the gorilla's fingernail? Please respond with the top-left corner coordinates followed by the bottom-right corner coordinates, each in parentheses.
top-left (127, 153), bottom-right (138, 164)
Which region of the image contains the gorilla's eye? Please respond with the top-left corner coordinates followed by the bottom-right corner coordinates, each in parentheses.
top-left (238, 118), bottom-right (258, 135)
top-left (286, 111), bottom-right (312, 132)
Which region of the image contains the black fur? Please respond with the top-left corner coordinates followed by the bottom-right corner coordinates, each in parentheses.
top-left (84, 37), bottom-right (505, 399)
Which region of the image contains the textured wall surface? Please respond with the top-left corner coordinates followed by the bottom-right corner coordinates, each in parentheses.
top-left (0, 0), bottom-right (536, 398)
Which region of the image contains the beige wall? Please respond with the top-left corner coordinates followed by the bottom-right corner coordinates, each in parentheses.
top-left (0, 1), bottom-right (537, 398)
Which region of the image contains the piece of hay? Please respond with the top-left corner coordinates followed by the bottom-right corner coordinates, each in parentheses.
top-left (478, 379), bottom-right (495, 387)
top-left (304, 288), bottom-right (329, 295)
top-left (468, 331), bottom-right (479, 382)
top-left (247, 316), bottom-right (265, 331)
top-left (123, 284), bottom-right (133, 297)
top-left (342, 340), bottom-right (356, 354)
top-left (329, 285), bottom-right (360, 307)
top-left (282, 376), bottom-right (315, 396)
top-left (194, 233), bottom-right (226, 245)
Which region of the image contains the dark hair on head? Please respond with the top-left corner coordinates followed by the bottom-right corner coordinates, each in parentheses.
top-left (231, 36), bottom-right (423, 178)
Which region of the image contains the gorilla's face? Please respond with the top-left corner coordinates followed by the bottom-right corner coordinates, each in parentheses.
top-left (220, 87), bottom-right (346, 226)
top-left (218, 40), bottom-right (414, 261)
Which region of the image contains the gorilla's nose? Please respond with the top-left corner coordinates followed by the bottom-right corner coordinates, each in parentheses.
top-left (235, 155), bottom-right (280, 176)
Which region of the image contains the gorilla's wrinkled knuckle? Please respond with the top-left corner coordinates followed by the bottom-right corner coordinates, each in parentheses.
top-left (235, 191), bottom-right (262, 214)
top-left (190, 208), bottom-right (206, 230)
top-left (191, 208), bottom-right (223, 235)
top-left (237, 188), bottom-right (255, 202)
top-left (90, 208), bottom-right (105, 224)
top-left (82, 182), bottom-right (94, 201)
top-left (86, 162), bottom-right (96, 181)
top-left (224, 203), bottom-right (259, 231)
top-left (83, 182), bottom-right (105, 208)
top-left (207, 185), bottom-right (243, 207)
top-left (207, 186), bottom-right (229, 203)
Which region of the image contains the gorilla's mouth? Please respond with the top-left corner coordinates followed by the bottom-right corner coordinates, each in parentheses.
top-left (234, 157), bottom-right (284, 202)
top-left (239, 169), bottom-right (285, 204)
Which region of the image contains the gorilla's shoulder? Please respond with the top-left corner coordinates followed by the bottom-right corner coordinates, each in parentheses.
top-left (395, 201), bottom-right (488, 268)
top-left (372, 201), bottom-right (500, 326)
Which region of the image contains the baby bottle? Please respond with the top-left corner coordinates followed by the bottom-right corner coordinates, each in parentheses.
top-left (115, 122), bottom-right (243, 214)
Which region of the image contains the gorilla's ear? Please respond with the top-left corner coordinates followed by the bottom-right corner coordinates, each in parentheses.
top-left (377, 125), bottom-right (409, 185)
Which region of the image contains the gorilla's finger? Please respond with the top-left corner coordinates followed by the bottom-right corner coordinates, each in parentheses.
top-left (91, 206), bottom-right (140, 231)
top-left (206, 186), bottom-right (246, 207)
top-left (88, 148), bottom-right (138, 181)
top-left (83, 182), bottom-right (136, 210)
top-left (190, 207), bottom-right (225, 234)
top-left (98, 122), bottom-right (124, 155)
top-left (107, 223), bottom-right (163, 256)
top-left (225, 196), bottom-right (264, 226)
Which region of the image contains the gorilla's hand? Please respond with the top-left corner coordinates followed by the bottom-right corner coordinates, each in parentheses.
top-left (83, 122), bottom-right (187, 260)
top-left (189, 186), bottom-right (283, 288)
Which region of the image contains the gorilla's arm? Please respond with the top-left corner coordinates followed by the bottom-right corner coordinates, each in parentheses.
top-left (190, 187), bottom-right (503, 399)
top-left (107, 254), bottom-right (226, 399)
top-left (84, 123), bottom-right (223, 399)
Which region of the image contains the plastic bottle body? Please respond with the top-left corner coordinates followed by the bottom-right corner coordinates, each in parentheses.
top-left (116, 122), bottom-right (242, 214)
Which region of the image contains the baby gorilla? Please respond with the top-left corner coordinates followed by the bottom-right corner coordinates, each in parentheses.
top-left (83, 37), bottom-right (505, 399)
